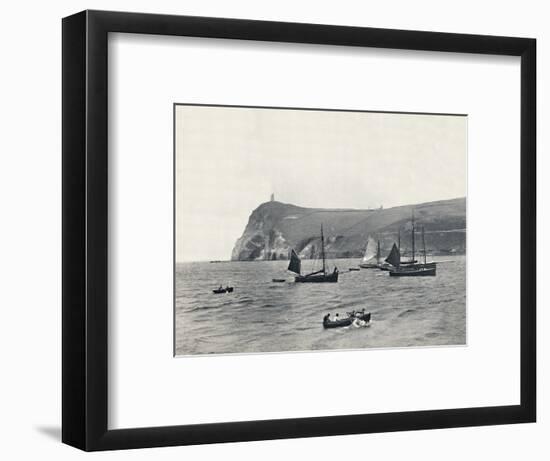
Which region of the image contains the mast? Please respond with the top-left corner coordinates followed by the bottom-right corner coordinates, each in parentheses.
top-left (422, 226), bottom-right (427, 265)
top-left (376, 240), bottom-right (381, 264)
top-left (321, 225), bottom-right (326, 275)
top-left (411, 209), bottom-right (415, 262)
top-left (398, 228), bottom-right (401, 258)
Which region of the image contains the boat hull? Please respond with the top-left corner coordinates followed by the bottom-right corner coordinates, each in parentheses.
top-left (389, 266), bottom-right (436, 277)
top-left (400, 259), bottom-right (418, 265)
top-left (323, 312), bottom-right (371, 328)
top-left (405, 262), bottom-right (436, 269)
top-left (359, 263), bottom-right (378, 269)
top-left (295, 271), bottom-right (339, 283)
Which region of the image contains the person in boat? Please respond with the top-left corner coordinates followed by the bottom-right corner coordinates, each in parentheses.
top-left (345, 308), bottom-right (365, 319)
top-left (335, 313), bottom-right (339, 321)
top-left (323, 313), bottom-right (331, 323)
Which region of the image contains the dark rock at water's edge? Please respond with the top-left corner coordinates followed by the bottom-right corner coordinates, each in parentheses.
top-left (231, 198), bottom-right (466, 261)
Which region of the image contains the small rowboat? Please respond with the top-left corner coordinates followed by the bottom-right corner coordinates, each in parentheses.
top-left (272, 278), bottom-right (286, 283)
top-left (323, 311), bottom-right (371, 329)
top-left (212, 286), bottom-right (234, 294)
top-left (348, 268), bottom-right (360, 271)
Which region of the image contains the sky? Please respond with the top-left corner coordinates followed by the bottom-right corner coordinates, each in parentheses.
top-left (175, 105), bottom-right (467, 262)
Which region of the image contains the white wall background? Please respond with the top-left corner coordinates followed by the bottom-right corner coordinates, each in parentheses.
top-left (0, 0), bottom-right (546, 459)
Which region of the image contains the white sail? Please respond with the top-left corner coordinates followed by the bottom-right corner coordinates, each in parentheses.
top-left (362, 236), bottom-right (377, 262)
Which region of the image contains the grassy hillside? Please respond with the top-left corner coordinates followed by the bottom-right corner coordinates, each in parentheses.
top-left (231, 197), bottom-right (466, 261)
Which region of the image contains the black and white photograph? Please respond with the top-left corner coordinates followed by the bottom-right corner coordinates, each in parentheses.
top-left (0, 0), bottom-right (543, 456)
top-left (175, 104), bottom-right (467, 355)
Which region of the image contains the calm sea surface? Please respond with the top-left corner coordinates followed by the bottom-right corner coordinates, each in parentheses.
top-left (175, 256), bottom-right (466, 355)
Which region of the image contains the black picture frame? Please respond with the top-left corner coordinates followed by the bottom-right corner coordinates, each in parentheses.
top-left (62, 10), bottom-right (536, 451)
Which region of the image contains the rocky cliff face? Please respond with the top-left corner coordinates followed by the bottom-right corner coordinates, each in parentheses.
top-left (231, 202), bottom-right (304, 261)
top-left (231, 198), bottom-right (466, 261)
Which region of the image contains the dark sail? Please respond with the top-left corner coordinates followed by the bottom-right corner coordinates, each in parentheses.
top-left (288, 249), bottom-right (301, 275)
top-left (385, 243), bottom-right (401, 268)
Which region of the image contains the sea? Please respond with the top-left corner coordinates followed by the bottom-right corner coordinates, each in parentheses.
top-left (175, 256), bottom-right (466, 356)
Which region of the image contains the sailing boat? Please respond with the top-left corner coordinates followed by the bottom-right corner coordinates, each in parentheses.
top-left (288, 225), bottom-right (339, 283)
top-left (389, 211), bottom-right (436, 277)
top-left (398, 226), bottom-right (418, 265)
top-left (359, 237), bottom-right (381, 269)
